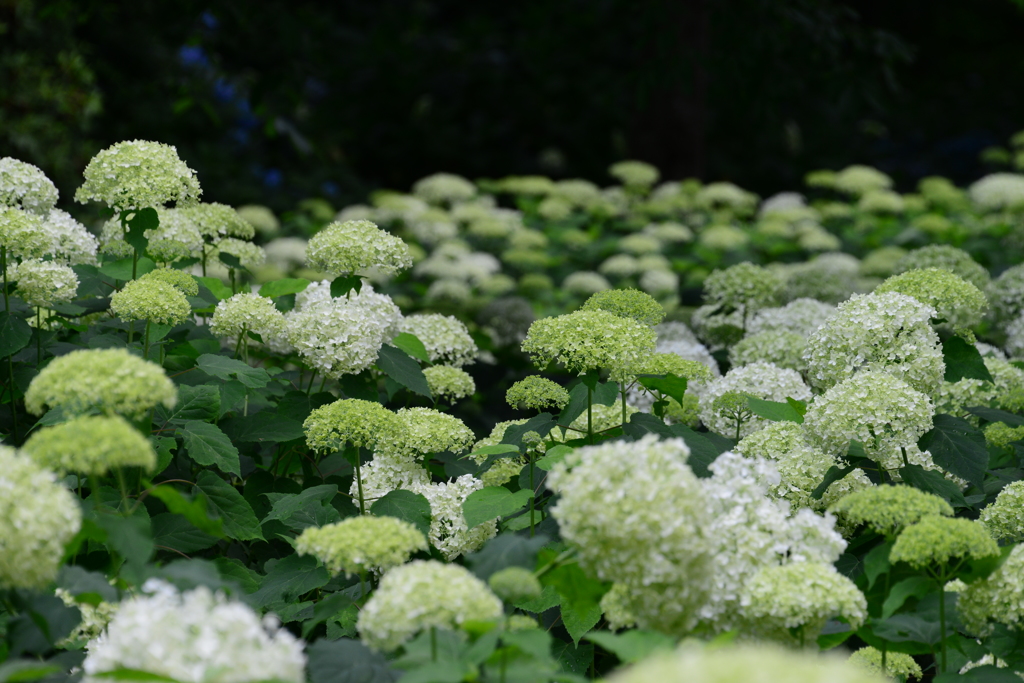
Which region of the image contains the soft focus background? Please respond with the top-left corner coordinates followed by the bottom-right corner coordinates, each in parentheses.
top-left (3, 0), bottom-right (1024, 210)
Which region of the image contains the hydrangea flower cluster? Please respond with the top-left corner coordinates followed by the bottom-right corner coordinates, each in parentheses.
top-left (0, 446), bottom-right (82, 589)
top-left (0, 157), bottom-right (59, 214)
top-left (357, 560), bottom-right (503, 651)
top-left (893, 245), bottom-right (990, 290)
top-left (968, 172), bottom-right (1024, 211)
top-left (75, 140), bottom-right (201, 211)
top-left (43, 209), bottom-right (99, 265)
top-left (185, 202), bottom-right (256, 240)
top-left (979, 481), bottom-right (1024, 542)
top-left (936, 357), bottom-right (1024, 418)
top-left (522, 309), bottom-right (657, 377)
top-left (23, 414), bottom-right (156, 476)
top-left (984, 422), bottom-right (1024, 448)
top-left (110, 278), bottom-right (191, 326)
top-left (412, 173), bottom-right (477, 204)
top-left (470, 420), bottom-right (528, 486)
top-left (848, 648), bottom-right (923, 681)
top-left (399, 313), bottom-right (478, 367)
top-left (747, 298), bottom-right (835, 338)
top-left (10, 258), bottom-right (78, 307)
top-left (294, 515), bottom-right (427, 576)
top-left (303, 398), bottom-right (397, 453)
top-left (306, 220), bottom-right (413, 277)
top-left (412, 475), bottom-right (497, 560)
top-left (25, 348), bottom-right (177, 419)
top-left (703, 262), bottom-right (782, 321)
top-left (55, 589), bottom-right (118, 647)
top-left (82, 581), bottom-right (305, 683)
top-left (833, 165), bottom-right (893, 195)
top-left (209, 292), bottom-right (286, 344)
top-left (579, 288), bottom-right (665, 326)
top-left (889, 516), bottom-right (998, 570)
top-left (423, 365), bottom-right (476, 401)
top-left (378, 407), bottom-right (476, 459)
top-left (729, 330), bottom-right (807, 371)
top-left (506, 375), bottom-right (570, 411)
top-left (830, 486), bottom-right (952, 539)
top-left (987, 264), bottom-right (1024, 324)
top-left (0, 206), bottom-right (53, 259)
top-left (699, 362), bottom-right (811, 439)
top-left (957, 544), bottom-right (1024, 636)
top-left (875, 267), bottom-right (988, 331)
top-left (803, 371), bottom-right (934, 461)
top-left (803, 292), bottom-right (943, 394)
top-left (140, 267), bottom-right (199, 296)
top-left (609, 160), bottom-right (660, 188)
top-left (488, 567), bottom-right (542, 603)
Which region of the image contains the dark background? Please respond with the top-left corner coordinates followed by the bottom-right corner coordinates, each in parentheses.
top-left (3, 0), bottom-right (1024, 211)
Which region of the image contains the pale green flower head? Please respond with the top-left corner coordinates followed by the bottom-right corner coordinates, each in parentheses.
top-left (294, 515), bottom-right (427, 577)
top-left (148, 207), bottom-right (205, 262)
top-left (75, 140), bottom-right (201, 211)
top-left (488, 566), bottom-right (542, 603)
top-left (110, 278), bottom-right (191, 326)
top-left (607, 643), bottom-right (889, 683)
top-left (423, 365), bottom-right (476, 402)
top-left (890, 516), bottom-right (998, 570)
top-left (412, 474), bottom-right (497, 560)
top-left (747, 298), bottom-right (835, 338)
top-left (699, 362), bottom-right (811, 440)
top-left (895, 245), bottom-right (990, 290)
top-left (848, 648), bottom-right (922, 681)
top-left (803, 292), bottom-right (943, 394)
top-left (470, 419), bottom-right (527, 484)
top-left (184, 202), bottom-right (255, 240)
top-left (730, 330), bottom-right (806, 371)
top-left (0, 446), bottom-right (82, 589)
top-left (521, 309), bottom-right (657, 376)
top-left (980, 481), bottom-right (1024, 542)
top-left (876, 267), bottom-right (988, 331)
top-left (507, 615), bottom-right (539, 631)
top-left (805, 169), bottom-right (837, 188)
top-left (0, 157), bottom-right (58, 214)
top-left (937, 357), bottom-right (1024, 418)
top-left (496, 175), bottom-right (555, 196)
top-left (378, 407), bottom-right (475, 459)
top-left (10, 259), bottom-right (78, 307)
top-left (43, 209), bottom-right (99, 265)
top-left (958, 544), bottom-right (1024, 636)
top-left (579, 288), bottom-right (666, 327)
top-left (307, 220), bottom-right (412, 277)
top-left (562, 271), bottom-right (611, 295)
top-left (140, 268), bottom-right (199, 297)
top-left (537, 196), bottom-right (573, 221)
top-left (609, 160), bottom-right (660, 188)
top-left (860, 246), bottom-right (907, 278)
top-left (743, 562), bottom-right (867, 644)
top-left (857, 189), bottom-right (904, 213)
top-left (399, 313), bottom-right (478, 367)
top-left (969, 172), bottom-right (1024, 211)
top-left (599, 253), bottom-right (640, 277)
top-left (236, 205), bottom-right (279, 236)
top-left (214, 237), bottom-right (265, 268)
top-left (704, 262), bottom-right (782, 314)
top-left (919, 176), bottom-right (967, 210)
top-left (830, 485), bottom-right (952, 539)
top-left (833, 165), bottom-right (893, 196)
top-left (803, 371), bottom-right (933, 461)
top-left (23, 414), bottom-right (156, 476)
top-left (357, 560), bottom-right (503, 651)
top-left (412, 173), bottom-right (476, 204)
top-left (506, 375), bottom-right (570, 411)
top-left (303, 398), bottom-right (397, 452)
top-left (25, 348), bottom-right (177, 419)
top-left (984, 422), bottom-right (1024, 449)
top-left (696, 182), bottom-right (759, 212)
top-left (209, 292), bottom-right (286, 342)
top-left (0, 206), bottom-right (54, 259)
top-left (55, 588), bottom-right (118, 648)
top-left (552, 179), bottom-right (602, 208)
top-left (988, 263), bottom-right (1024, 325)
top-left (619, 234), bottom-right (662, 255)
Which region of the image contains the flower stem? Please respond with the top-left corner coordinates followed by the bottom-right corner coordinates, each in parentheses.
top-left (355, 447), bottom-right (366, 515)
top-left (587, 384), bottom-right (594, 445)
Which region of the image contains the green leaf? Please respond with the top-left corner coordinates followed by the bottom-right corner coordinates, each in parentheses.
top-left (95, 512), bottom-right (154, 570)
top-left (159, 384), bottom-right (220, 424)
top-left (370, 489), bottom-right (432, 537)
top-left (918, 414), bottom-right (988, 489)
top-left (258, 278), bottom-right (310, 298)
top-left (560, 601), bottom-right (602, 646)
top-left (196, 353), bottom-right (271, 388)
top-left (937, 667), bottom-right (1024, 683)
top-left (305, 638), bottom-right (399, 683)
top-left (515, 584), bottom-right (561, 614)
top-left (0, 661), bottom-right (61, 683)
top-left (219, 414), bottom-right (305, 443)
top-left (462, 487), bottom-right (533, 528)
top-left (150, 513), bottom-right (220, 553)
top-left (622, 411), bottom-right (674, 439)
top-left (464, 533), bottom-right (549, 580)
top-left (151, 435), bottom-right (176, 474)
top-left (811, 464), bottom-right (855, 500)
top-left (178, 420), bottom-right (241, 476)
top-left (746, 396), bottom-right (804, 423)
top-left (863, 541), bottom-right (892, 589)
top-left (786, 397), bottom-right (807, 417)
top-left (536, 444), bottom-right (573, 471)
top-left (637, 374), bottom-right (688, 405)
top-left (99, 256), bottom-right (156, 281)
top-left (966, 406), bottom-right (1024, 427)
top-left (263, 485), bottom-right (338, 524)
top-left (500, 412), bottom-right (556, 452)
top-left (943, 335), bottom-right (994, 383)
top-left (195, 471), bottom-right (264, 541)
top-left (882, 576), bottom-right (933, 619)
top-left (0, 312), bottom-right (32, 358)
top-left (5, 593), bottom-right (79, 656)
top-left (251, 554), bottom-right (331, 608)
top-left (899, 463), bottom-right (969, 508)
top-left (375, 344), bottom-right (432, 398)
top-left (583, 630), bottom-right (675, 664)
top-left (465, 444), bottom-right (520, 459)
top-left (214, 557), bottom-right (261, 593)
top-left (392, 332), bottom-right (431, 363)
top-left (147, 484), bottom-right (225, 538)
top-left (92, 670), bottom-right (178, 683)
top-left (558, 383), bottom-right (591, 427)
top-left (194, 276), bottom-right (233, 300)
top-left (330, 275), bottom-right (363, 298)
top-left (123, 207), bottom-right (158, 252)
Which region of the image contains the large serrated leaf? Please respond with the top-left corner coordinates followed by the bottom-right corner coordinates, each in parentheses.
top-left (195, 472), bottom-right (264, 541)
top-left (746, 396), bottom-right (804, 423)
top-left (375, 344), bottom-right (431, 398)
top-left (178, 420), bottom-right (241, 476)
top-left (257, 278), bottom-right (310, 298)
top-left (370, 489), bottom-right (432, 537)
top-left (158, 384), bottom-right (220, 424)
top-left (0, 312), bottom-right (32, 358)
top-left (196, 354), bottom-right (271, 388)
top-left (918, 414), bottom-right (988, 489)
top-left (943, 335), bottom-right (994, 383)
top-left (462, 487), bottom-right (533, 528)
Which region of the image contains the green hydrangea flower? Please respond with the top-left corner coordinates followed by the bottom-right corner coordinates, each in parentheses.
top-left (23, 414), bottom-right (156, 476)
top-left (563, 271), bottom-right (611, 295)
top-left (307, 220), bottom-right (412, 277)
top-left (507, 615), bottom-right (540, 631)
top-left (609, 160), bottom-right (660, 189)
top-left (377, 407), bottom-right (476, 459)
top-left (0, 446), bottom-right (82, 589)
top-left (890, 516), bottom-right (998, 570)
top-left (848, 648), bottom-right (922, 681)
top-left (214, 237), bottom-right (265, 268)
top-left (730, 330), bottom-right (807, 371)
top-left (399, 314), bottom-right (478, 367)
top-left (183, 202), bottom-right (255, 240)
top-left (488, 567), bottom-right (542, 603)
top-left (894, 245), bottom-right (990, 290)
top-left (958, 544), bottom-right (1024, 636)
top-left (303, 399), bottom-right (397, 452)
top-left (294, 515), bottom-right (427, 576)
top-left (703, 262), bottom-right (783, 316)
top-left (521, 309), bottom-right (656, 377)
top-left (75, 140), bottom-right (201, 211)
top-left (10, 258), bottom-right (78, 307)
top-left (357, 560), bottom-right (503, 651)
top-left (984, 422), bottom-right (1024, 448)
top-left (875, 268), bottom-right (988, 331)
top-left (980, 481), bottom-right (1024, 542)
top-left (140, 268), bottom-right (199, 296)
top-left (579, 288), bottom-right (665, 327)
top-left (988, 263), bottom-right (1024, 325)
top-left (506, 376), bottom-right (570, 411)
top-left (110, 278), bottom-right (191, 326)
top-left (833, 165), bottom-right (893, 196)
top-left (0, 206), bottom-right (53, 259)
top-left (633, 353), bottom-right (714, 385)
top-left (412, 173), bottom-right (476, 204)
top-left (830, 486), bottom-right (953, 539)
top-left (209, 292), bottom-right (286, 342)
top-left (25, 348), bottom-right (177, 419)
top-left (423, 365), bottom-right (476, 402)
top-left (0, 157), bottom-right (59, 214)
top-left (743, 562), bottom-right (867, 644)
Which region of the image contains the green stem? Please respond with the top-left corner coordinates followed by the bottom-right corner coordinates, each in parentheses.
top-left (355, 447), bottom-right (366, 515)
top-left (234, 326), bottom-right (246, 359)
top-left (587, 384), bottom-right (594, 445)
top-left (230, 268), bottom-right (237, 295)
top-left (144, 320), bottom-right (151, 360)
top-left (35, 309), bottom-right (41, 364)
top-left (306, 371), bottom-right (318, 396)
top-left (619, 381), bottom-right (627, 427)
top-left (938, 582), bottom-right (948, 673)
top-left (115, 467), bottom-right (130, 514)
top-left (529, 450), bottom-right (536, 537)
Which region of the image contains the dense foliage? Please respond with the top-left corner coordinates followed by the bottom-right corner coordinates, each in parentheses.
top-left (4, 136), bottom-right (1024, 682)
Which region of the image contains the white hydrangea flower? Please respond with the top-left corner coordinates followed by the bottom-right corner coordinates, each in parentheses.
top-left (0, 157), bottom-right (59, 214)
top-left (563, 271), bottom-right (611, 295)
top-left (639, 269), bottom-right (679, 296)
top-left (209, 292), bottom-right (287, 345)
top-left (83, 581), bottom-right (305, 683)
top-left (699, 362), bottom-right (811, 439)
top-left (968, 173), bottom-right (1024, 211)
top-left (263, 237), bottom-right (307, 271)
top-left (412, 173), bottom-right (476, 204)
top-left (412, 475), bottom-right (497, 560)
top-left (42, 209), bottom-right (98, 265)
top-left (75, 140), bottom-right (201, 211)
top-left (399, 313), bottom-right (477, 367)
top-left (10, 259), bottom-right (78, 307)
top-left (747, 298), bottom-right (835, 338)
